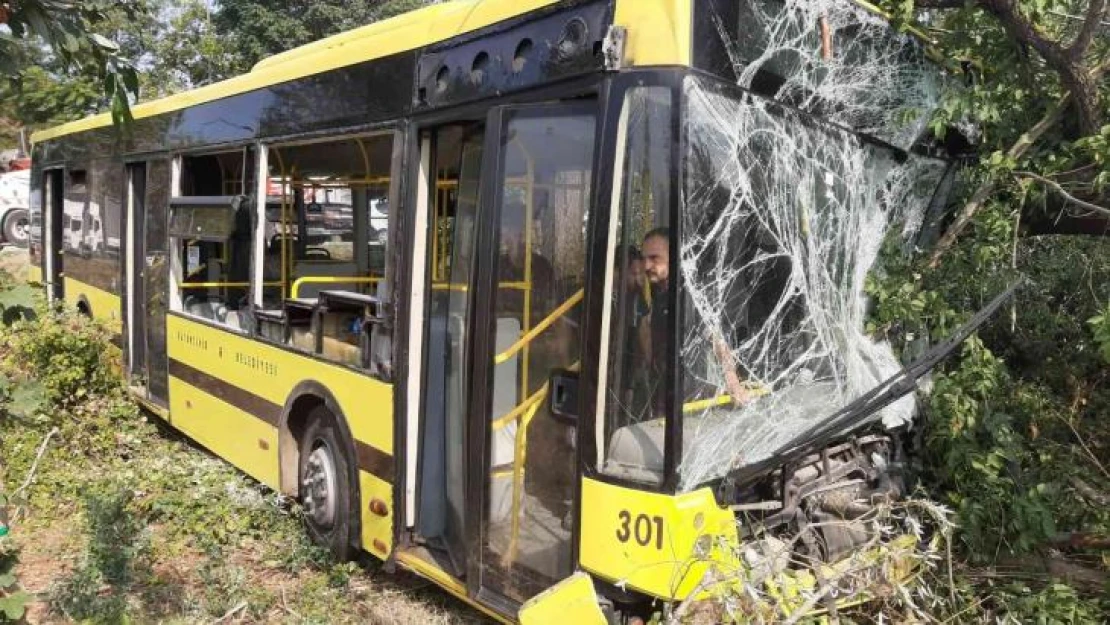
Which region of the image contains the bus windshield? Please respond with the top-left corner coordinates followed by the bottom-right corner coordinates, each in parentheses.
top-left (675, 74), bottom-right (949, 491)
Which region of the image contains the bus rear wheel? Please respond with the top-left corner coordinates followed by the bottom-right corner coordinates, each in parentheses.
top-left (298, 406), bottom-right (358, 561)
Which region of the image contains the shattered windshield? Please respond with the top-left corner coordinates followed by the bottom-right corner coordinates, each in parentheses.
top-left (669, 0), bottom-right (951, 492)
top-left (678, 79), bottom-right (947, 490)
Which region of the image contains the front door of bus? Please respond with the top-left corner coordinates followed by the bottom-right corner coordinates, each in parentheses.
top-left (474, 103), bottom-right (596, 603)
top-left (417, 102), bottom-right (596, 606)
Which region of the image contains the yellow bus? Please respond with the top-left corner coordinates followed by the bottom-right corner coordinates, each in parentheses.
top-left (26, 0), bottom-right (989, 621)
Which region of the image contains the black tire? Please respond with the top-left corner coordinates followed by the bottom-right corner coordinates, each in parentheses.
top-left (2, 209), bottom-right (29, 247)
top-left (298, 405), bottom-right (359, 560)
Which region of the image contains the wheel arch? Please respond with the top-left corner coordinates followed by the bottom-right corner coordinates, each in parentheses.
top-left (75, 294), bottom-right (92, 317)
top-left (278, 381), bottom-right (363, 544)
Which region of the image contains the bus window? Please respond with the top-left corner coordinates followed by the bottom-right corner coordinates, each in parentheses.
top-left (264, 134), bottom-right (393, 308)
top-left (599, 87), bottom-right (674, 486)
top-left (171, 148), bottom-right (255, 331)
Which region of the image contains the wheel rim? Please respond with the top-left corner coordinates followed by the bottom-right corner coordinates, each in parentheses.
top-left (302, 442), bottom-right (339, 529)
top-left (11, 217), bottom-right (29, 243)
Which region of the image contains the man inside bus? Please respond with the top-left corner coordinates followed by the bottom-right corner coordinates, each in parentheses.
top-left (639, 227), bottom-right (754, 415)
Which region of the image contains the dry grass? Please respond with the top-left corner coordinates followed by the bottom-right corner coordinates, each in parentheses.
top-left (0, 246), bottom-right (26, 279)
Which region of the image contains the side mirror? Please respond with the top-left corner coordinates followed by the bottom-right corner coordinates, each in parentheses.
top-left (548, 370), bottom-right (579, 425)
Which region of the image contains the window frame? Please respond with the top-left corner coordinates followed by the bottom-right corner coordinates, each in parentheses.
top-left (168, 144), bottom-right (257, 329)
top-left (587, 71), bottom-right (684, 494)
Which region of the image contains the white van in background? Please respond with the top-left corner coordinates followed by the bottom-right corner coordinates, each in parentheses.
top-left (0, 168), bottom-right (30, 247)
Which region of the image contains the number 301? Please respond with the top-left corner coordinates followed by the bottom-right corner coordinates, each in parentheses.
top-left (616, 510), bottom-right (664, 550)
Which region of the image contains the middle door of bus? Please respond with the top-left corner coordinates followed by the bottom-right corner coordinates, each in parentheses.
top-left (418, 101), bottom-right (597, 605)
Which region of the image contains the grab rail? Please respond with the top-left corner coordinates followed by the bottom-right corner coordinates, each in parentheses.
top-left (291, 276), bottom-right (382, 299)
top-left (493, 289), bottom-right (583, 365)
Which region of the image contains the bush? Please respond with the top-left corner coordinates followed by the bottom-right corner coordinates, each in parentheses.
top-left (0, 309), bottom-right (118, 407)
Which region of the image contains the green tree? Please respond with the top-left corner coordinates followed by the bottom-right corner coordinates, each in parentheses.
top-left (140, 0), bottom-right (237, 97)
top-left (876, 0), bottom-right (1110, 254)
top-left (213, 0), bottom-right (437, 73)
top-left (0, 0), bottom-right (142, 127)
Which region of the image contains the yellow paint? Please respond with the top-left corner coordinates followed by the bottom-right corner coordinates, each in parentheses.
top-left (518, 572), bottom-right (607, 625)
top-left (395, 552), bottom-right (513, 624)
top-left (63, 276), bottom-right (121, 332)
top-left (166, 313), bottom-right (395, 556)
top-left (166, 314), bottom-right (393, 453)
top-left (614, 0), bottom-right (692, 68)
top-left (358, 471), bottom-right (394, 559)
top-left (168, 376), bottom-right (282, 490)
top-left (26, 263), bottom-right (42, 284)
top-left (31, 0), bottom-right (564, 144)
top-left (578, 477), bottom-right (741, 600)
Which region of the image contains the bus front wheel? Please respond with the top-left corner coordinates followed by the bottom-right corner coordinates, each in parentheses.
top-left (298, 405), bottom-right (357, 561)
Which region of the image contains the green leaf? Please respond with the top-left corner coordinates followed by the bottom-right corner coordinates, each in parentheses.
top-left (0, 592), bottom-right (29, 621)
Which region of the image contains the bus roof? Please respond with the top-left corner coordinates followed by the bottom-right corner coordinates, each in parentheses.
top-left (31, 0), bottom-right (566, 144)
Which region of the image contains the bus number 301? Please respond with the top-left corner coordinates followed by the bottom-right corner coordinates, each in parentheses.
top-left (616, 511), bottom-right (664, 550)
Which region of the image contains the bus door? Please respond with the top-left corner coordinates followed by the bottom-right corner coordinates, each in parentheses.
top-left (414, 102), bottom-right (596, 605)
top-left (473, 102), bottom-right (596, 603)
top-left (124, 160), bottom-right (170, 406)
top-left (43, 169), bottom-right (64, 301)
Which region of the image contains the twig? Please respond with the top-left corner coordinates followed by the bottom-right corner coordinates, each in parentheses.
top-left (1014, 171), bottom-right (1110, 219)
top-left (280, 585), bottom-right (301, 619)
top-left (212, 601), bottom-right (247, 624)
top-left (1055, 415), bottom-right (1110, 480)
top-left (1068, 476), bottom-right (1110, 507)
top-left (15, 427), bottom-right (59, 497)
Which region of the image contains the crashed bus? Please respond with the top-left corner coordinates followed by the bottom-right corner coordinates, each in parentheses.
top-left (26, 0), bottom-right (996, 621)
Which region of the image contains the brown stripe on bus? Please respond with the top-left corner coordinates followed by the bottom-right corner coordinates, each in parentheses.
top-left (167, 358), bottom-right (282, 427)
top-left (356, 441), bottom-right (395, 482)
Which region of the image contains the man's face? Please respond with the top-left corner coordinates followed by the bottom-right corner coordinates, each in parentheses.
top-left (642, 235), bottom-right (669, 285)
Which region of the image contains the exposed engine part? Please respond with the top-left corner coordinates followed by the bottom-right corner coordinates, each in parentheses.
top-left (722, 432), bottom-right (906, 566)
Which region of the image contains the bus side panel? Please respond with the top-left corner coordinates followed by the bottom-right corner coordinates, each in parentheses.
top-left (168, 375), bottom-right (282, 489)
top-left (64, 276), bottom-right (122, 333)
top-left (165, 313), bottom-right (395, 557)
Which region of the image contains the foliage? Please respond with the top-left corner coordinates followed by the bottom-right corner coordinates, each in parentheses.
top-left (212, 0), bottom-right (437, 73)
top-left (0, 533), bottom-right (29, 624)
top-left (0, 0), bottom-right (141, 127)
top-left (0, 309), bottom-right (117, 407)
top-left (47, 481), bottom-right (149, 623)
top-left (1088, 300), bottom-right (1110, 363)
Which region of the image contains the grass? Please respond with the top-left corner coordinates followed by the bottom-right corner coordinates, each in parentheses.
top-left (0, 247), bottom-right (487, 624)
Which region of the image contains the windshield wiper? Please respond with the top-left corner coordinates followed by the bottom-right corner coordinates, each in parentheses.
top-left (727, 279), bottom-right (1024, 485)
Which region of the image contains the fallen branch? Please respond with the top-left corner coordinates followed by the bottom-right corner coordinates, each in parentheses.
top-left (1047, 532), bottom-right (1110, 550)
top-left (212, 601), bottom-right (247, 624)
top-left (15, 427), bottom-right (58, 497)
top-left (1014, 171), bottom-right (1110, 219)
top-left (1069, 476), bottom-right (1110, 507)
top-left (927, 95), bottom-right (1069, 268)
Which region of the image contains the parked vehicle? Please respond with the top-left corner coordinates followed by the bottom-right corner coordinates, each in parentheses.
top-left (0, 169), bottom-right (30, 248)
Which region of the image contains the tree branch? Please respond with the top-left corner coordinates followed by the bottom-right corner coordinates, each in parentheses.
top-left (927, 94), bottom-right (1070, 268)
top-left (1070, 0), bottom-right (1108, 60)
top-left (913, 0), bottom-right (966, 8)
top-left (927, 59), bottom-right (1110, 266)
top-left (1014, 171), bottom-right (1110, 219)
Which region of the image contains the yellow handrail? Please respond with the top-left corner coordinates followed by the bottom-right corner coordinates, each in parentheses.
top-left (682, 384), bottom-right (770, 413)
top-left (181, 281), bottom-right (282, 289)
top-left (429, 281), bottom-right (532, 293)
top-left (290, 276), bottom-right (381, 299)
top-left (493, 289), bottom-right (583, 365)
